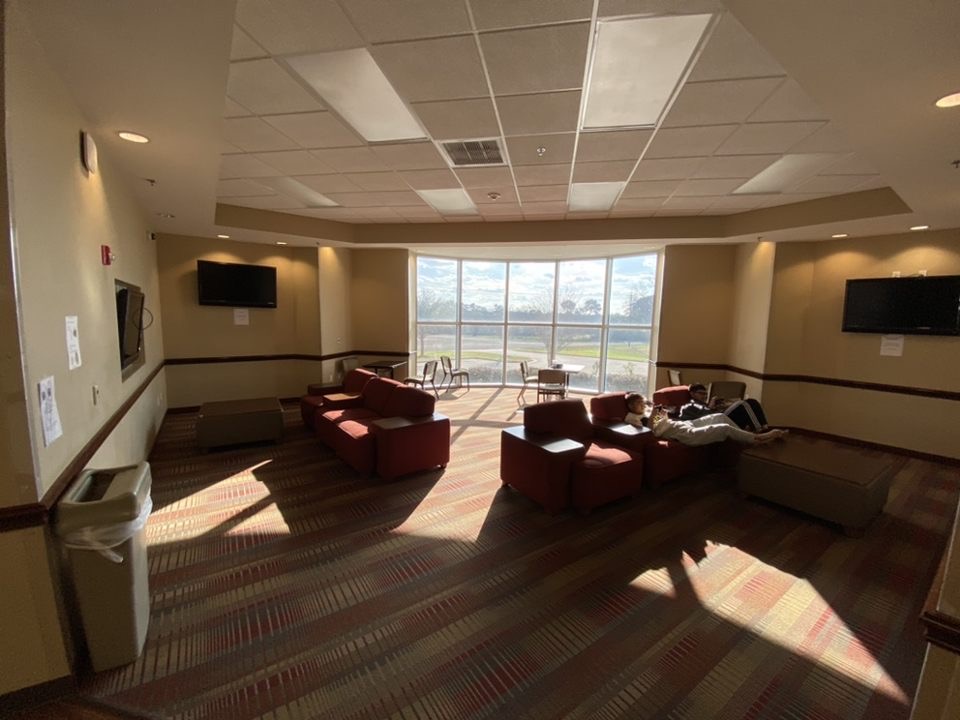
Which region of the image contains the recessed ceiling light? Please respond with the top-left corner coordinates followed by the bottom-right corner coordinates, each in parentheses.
top-left (217, 234), bottom-right (230, 239)
top-left (536, 146), bottom-right (547, 157)
top-left (583, 14), bottom-right (711, 129)
top-left (118, 131), bottom-right (150, 143)
top-left (734, 154), bottom-right (838, 194)
top-left (934, 92), bottom-right (960, 108)
top-left (910, 225), bottom-right (930, 231)
top-left (569, 182), bottom-right (625, 212)
top-left (831, 233), bottom-right (848, 238)
top-left (276, 241), bottom-right (288, 246)
top-left (287, 49), bottom-right (425, 142)
top-left (487, 191), bottom-right (501, 201)
top-left (416, 189), bottom-right (477, 215)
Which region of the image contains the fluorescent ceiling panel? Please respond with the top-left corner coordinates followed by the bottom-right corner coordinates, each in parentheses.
top-left (583, 14), bottom-right (712, 129)
top-left (256, 177), bottom-right (339, 207)
top-left (416, 188), bottom-right (477, 214)
top-left (287, 49), bottom-right (426, 142)
top-left (734, 153), bottom-right (839, 194)
top-left (569, 181), bottom-right (625, 211)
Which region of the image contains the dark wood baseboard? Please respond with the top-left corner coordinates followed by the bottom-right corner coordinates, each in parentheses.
top-left (0, 674), bottom-right (75, 715)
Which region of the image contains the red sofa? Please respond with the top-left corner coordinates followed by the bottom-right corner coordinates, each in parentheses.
top-left (314, 374), bottom-right (450, 480)
top-left (500, 400), bottom-right (644, 514)
top-left (590, 386), bottom-right (740, 489)
top-left (300, 368), bottom-right (377, 430)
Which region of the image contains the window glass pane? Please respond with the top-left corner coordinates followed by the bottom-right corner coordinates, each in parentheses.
top-left (557, 259), bottom-right (606, 324)
top-left (554, 326), bottom-right (600, 393)
top-left (417, 257), bottom-right (457, 321)
top-left (508, 262), bottom-right (555, 322)
top-left (506, 325), bottom-right (552, 383)
top-left (604, 328), bottom-right (651, 395)
top-left (461, 261), bottom-right (505, 321)
top-left (416, 324), bottom-right (456, 364)
top-left (460, 324), bottom-right (504, 384)
top-left (609, 254), bottom-right (657, 326)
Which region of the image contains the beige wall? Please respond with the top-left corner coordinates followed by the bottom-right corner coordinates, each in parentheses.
top-left (156, 234), bottom-right (323, 405)
top-left (350, 248), bottom-right (411, 378)
top-left (319, 246), bottom-right (354, 383)
top-left (2, 1), bottom-right (168, 693)
top-left (727, 241), bottom-right (775, 398)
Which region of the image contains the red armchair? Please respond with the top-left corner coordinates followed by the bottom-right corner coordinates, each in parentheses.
top-left (300, 368), bottom-right (377, 430)
top-left (590, 388), bottom-right (740, 489)
top-left (500, 400), bottom-right (644, 514)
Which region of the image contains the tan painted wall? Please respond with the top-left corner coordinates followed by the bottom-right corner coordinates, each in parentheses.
top-left (727, 242), bottom-right (775, 398)
top-left (350, 248), bottom-right (412, 378)
top-left (156, 234), bottom-right (323, 405)
top-left (319, 246), bottom-right (354, 383)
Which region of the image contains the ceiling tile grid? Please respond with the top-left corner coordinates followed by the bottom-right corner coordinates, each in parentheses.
top-left (216, 3), bottom-right (888, 222)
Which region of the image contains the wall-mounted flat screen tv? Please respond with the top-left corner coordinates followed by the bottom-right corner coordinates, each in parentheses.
top-left (841, 275), bottom-right (960, 335)
top-left (116, 281), bottom-right (145, 371)
top-left (197, 260), bottom-right (277, 308)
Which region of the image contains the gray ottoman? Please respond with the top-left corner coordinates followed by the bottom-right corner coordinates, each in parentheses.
top-left (197, 397), bottom-right (283, 449)
top-left (737, 435), bottom-right (900, 536)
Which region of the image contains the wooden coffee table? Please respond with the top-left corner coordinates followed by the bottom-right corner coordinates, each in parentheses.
top-left (196, 397), bottom-right (283, 449)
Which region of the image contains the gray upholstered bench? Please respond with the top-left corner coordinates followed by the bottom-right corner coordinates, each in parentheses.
top-left (737, 435), bottom-right (900, 536)
top-left (197, 397), bottom-right (283, 450)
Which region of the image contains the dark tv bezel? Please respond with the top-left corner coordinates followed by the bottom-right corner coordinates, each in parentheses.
top-left (115, 279), bottom-right (146, 377)
top-left (841, 275), bottom-right (960, 336)
top-left (197, 259), bottom-right (278, 309)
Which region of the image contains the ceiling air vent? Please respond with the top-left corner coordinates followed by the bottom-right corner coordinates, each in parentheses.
top-left (440, 138), bottom-right (504, 167)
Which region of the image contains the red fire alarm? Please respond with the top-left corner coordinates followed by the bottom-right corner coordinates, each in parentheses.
top-left (101, 244), bottom-right (112, 265)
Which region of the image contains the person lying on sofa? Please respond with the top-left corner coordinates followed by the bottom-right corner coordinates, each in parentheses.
top-left (624, 393), bottom-right (786, 447)
top-left (679, 383), bottom-right (771, 432)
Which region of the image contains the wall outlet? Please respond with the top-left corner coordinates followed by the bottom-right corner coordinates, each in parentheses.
top-left (891, 271), bottom-right (901, 277)
top-left (92, 385), bottom-right (101, 405)
top-left (918, 269), bottom-right (928, 276)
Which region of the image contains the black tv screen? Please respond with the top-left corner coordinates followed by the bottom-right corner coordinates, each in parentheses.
top-left (197, 260), bottom-right (277, 308)
top-left (842, 276), bottom-right (960, 335)
top-left (116, 282), bottom-right (145, 370)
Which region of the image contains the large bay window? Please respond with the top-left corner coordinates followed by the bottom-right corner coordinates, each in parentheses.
top-left (415, 252), bottom-right (661, 395)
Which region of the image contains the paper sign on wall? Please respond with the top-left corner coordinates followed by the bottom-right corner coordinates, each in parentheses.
top-left (880, 334), bottom-right (904, 357)
top-left (65, 315), bottom-right (82, 369)
top-left (39, 376), bottom-right (63, 446)
top-left (233, 308), bottom-right (249, 326)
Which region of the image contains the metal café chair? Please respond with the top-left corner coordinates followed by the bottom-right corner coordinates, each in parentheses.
top-left (536, 368), bottom-right (567, 402)
top-left (517, 360), bottom-right (539, 405)
top-left (404, 359), bottom-right (439, 397)
top-left (440, 355), bottom-right (470, 392)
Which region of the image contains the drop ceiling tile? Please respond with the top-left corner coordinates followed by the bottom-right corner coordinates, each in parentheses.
top-left (600, 0), bottom-right (721, 16)
top-left (225, 97), bottom-right (252, 118)
top-left (230, 25), bottom-right (267, 60)
top-left (219, 153), bottom-right (284, 178)
top-left (223, 116), bottom-right (300, 152)
top-left (324, 191), bottom-right (425, 207)
top-left (486, 215), bottom-right (525, 222)
top-left (344, 172), bottom-right (409, 191)
top-left (674, 178), bottom-right (744, 196)
top-left (748, 79), bottom-right (827, 122)
top-left (655, 207), bottom-right (703, 216)
top-left (253, 150), bottom-right (336, 175)
top-left (613, 197), bottom-right (665, 211)
top-left (455, 166), bottom-right (514, 188)
top-left (717, 121), bottom-right (825, 154)
top-left (467, 186), bottom-right (519, 204)
top-left (411, 98), bottom-right (500, 140)
top-left (660, 195), bottom-right (716, 209)
top-left (372, 142), bottom-right (449, 170)
top-left (687, 12), bottom-right (785, 82)
top-left (478, 203), bottom-right (524, 216)
top-left (480, 23), bottom-right (590, 95)
top-left (497, 91), bottom-right (582, 135)
top-left (567, 211), bottom-right (611, 220)
top-left (820, 154), bottom-right (878, 175)
top-left (294, 174), bottom-right (363, 193)
top-left (790, 174), bottom-right (879, 194)
top-left (472, 0), bottom-right (592, 30)
top-left (631, 157), bottom-right (705, 181)
top-left (506, 134), bottom-right (576, 165)
top-left (517, 185), bottom-right (569, 202)
top-left (372, 36), bottom-right (488, 103)
top-left (644, 125), bottom-right (737, 158)
top-left (263, 112), bottom-right (363, 149)
top-left (513, 163), bottom-right (572, 186)
top-left (399, 169), bottom-right (461, 189)
top-left (761, 193), bottom-right (830, 207)
top-left (223, 195), bottom-right (306, 210)
top-left (663, 78), bottom-right (783, 127)
top-left (216, 179), bottom-right (275, 197)
top-left (343, 0), bottom-right (471, 42)
top-left (621, 179), bottom-right (681, 198)
top-left (609, 208), bottom-right (657, 218)
top-left (221, 140), bottom-right (243, 154)
top-left (692, 154), bottom-right (779, 179)
top-left (343, 207), bottom-right (405, 219)
top-left (572, 160), bottom-right (635, 182)
top-left (444, 215), bottom-right (481, 222)
top-left (522, 201), bottom-right (569, 215)
top-left (853, 176), bottom-right (888, 191)
top-left (311, 147), bottom-right (389, 172)
top-left (787, 123), bottom-right (852, 153)
top-left (706, 195), bottom-right (766, 210)
top-left (576, 130), bottom-right (653, 163)
top-left (235, 0), bottom-right (363, 54)
top-left (394, 205), bottom-right (443, 219)
top-left (227, 59), bottom-right (324, 115)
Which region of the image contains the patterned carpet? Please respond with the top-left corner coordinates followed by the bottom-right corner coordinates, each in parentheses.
top-left (82, 388), bottom-right (958, 720)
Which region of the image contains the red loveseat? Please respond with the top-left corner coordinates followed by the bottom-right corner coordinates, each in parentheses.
top-left (590, 386), bottom-right (740, 488)
top-left (300, 368), bottom-right (378, 430)
top-left (500, 399), bottom-right (644, 514)
top-left (314, 374), bottom-right (450, 480)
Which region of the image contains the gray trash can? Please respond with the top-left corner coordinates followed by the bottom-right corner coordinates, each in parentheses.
top-left (55, 462), bottom-right (152, 671)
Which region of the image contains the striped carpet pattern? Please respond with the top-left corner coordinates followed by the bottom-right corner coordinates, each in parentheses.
top-left (82, 389), bottom-right (958, 720)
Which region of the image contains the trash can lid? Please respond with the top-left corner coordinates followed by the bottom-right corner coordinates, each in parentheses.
top-left (56, 462), bottom-right (152, 532)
